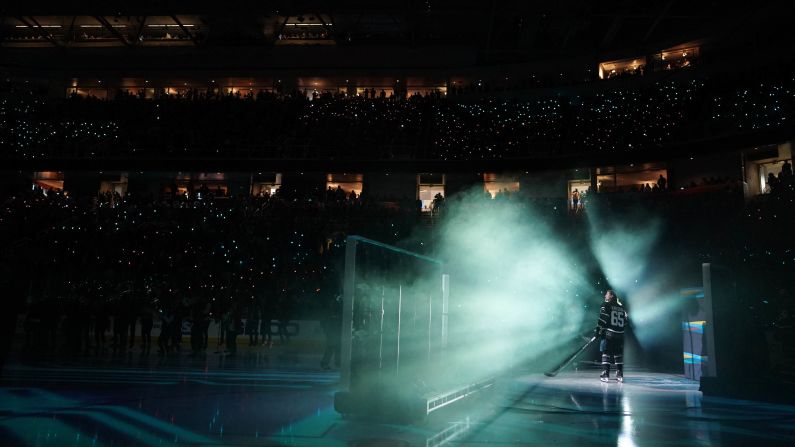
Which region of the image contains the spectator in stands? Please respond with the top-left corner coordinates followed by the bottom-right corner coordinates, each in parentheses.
top-left (432, 192), bottom-right (445, 215)
top-left (111, 299), bottom-right (130, 355)
top-left (768, 172), bottom-right (780, 194)
top-left (171, 304), bottom-right (184, 353)
top-left (778, 161), bottom-right (793, 193)
top-left (261, 296), bottom-right (273, 348)
top-left (190, 303), bottom-right (203, 355)
top-left (94, 302), bottom-right (109, 353)
top-left (247, 304), bottom-right (260, 347)
top-left (139, 304), bottom-right (153, 354)
top-left (158, 306), bottom-right (175, 354)
top-left (320, 294), bottom-right (342, 370)
top-left (781, 160), bottom-right (792, 179)
top-left (277, 291), bottom-right (293, 345)
top-left (225, 305), bottom-right (241, 356)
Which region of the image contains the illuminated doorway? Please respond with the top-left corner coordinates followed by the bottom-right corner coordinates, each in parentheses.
top-left (568, 180), bottom-right (591, 211)
top-left (418, 173), bottom-right (445, 213)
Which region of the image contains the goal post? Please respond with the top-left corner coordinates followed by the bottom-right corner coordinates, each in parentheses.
top-left (339, 235), bottom-right (448, 391)
top-left (335, 235), bottom-right (492, 421)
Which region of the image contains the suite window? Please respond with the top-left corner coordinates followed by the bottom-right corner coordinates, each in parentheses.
top-left (598, 58), bottom-right (646, 80)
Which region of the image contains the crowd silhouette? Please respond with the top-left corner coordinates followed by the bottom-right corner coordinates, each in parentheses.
top-left (1, 177), bottom-right (791, 364)
top-left (1, 67), bottom-right (793, 160)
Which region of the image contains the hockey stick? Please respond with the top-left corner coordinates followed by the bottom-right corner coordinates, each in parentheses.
top-left (544, 336), bottom-right (597, 377)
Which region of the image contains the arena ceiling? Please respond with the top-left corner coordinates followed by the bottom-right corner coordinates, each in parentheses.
top-left (1, 2), bottom-right (791, 75)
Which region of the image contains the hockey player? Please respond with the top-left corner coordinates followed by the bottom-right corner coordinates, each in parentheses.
top-left (594, 289), bottom-right (628, 382)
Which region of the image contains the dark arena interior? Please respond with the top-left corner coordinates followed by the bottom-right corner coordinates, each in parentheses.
top-left (1, 2), bottom-right (795, 446)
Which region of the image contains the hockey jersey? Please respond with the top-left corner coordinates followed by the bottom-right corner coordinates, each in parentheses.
top-left (597, 303), bottom-right (628, 335)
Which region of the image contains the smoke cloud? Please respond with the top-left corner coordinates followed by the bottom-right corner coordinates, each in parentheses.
top-left (434, 189), bottom-right (598, 377)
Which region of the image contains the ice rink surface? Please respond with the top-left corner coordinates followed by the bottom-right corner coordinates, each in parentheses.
top-left (2, 355), bottom-right (795, 446)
